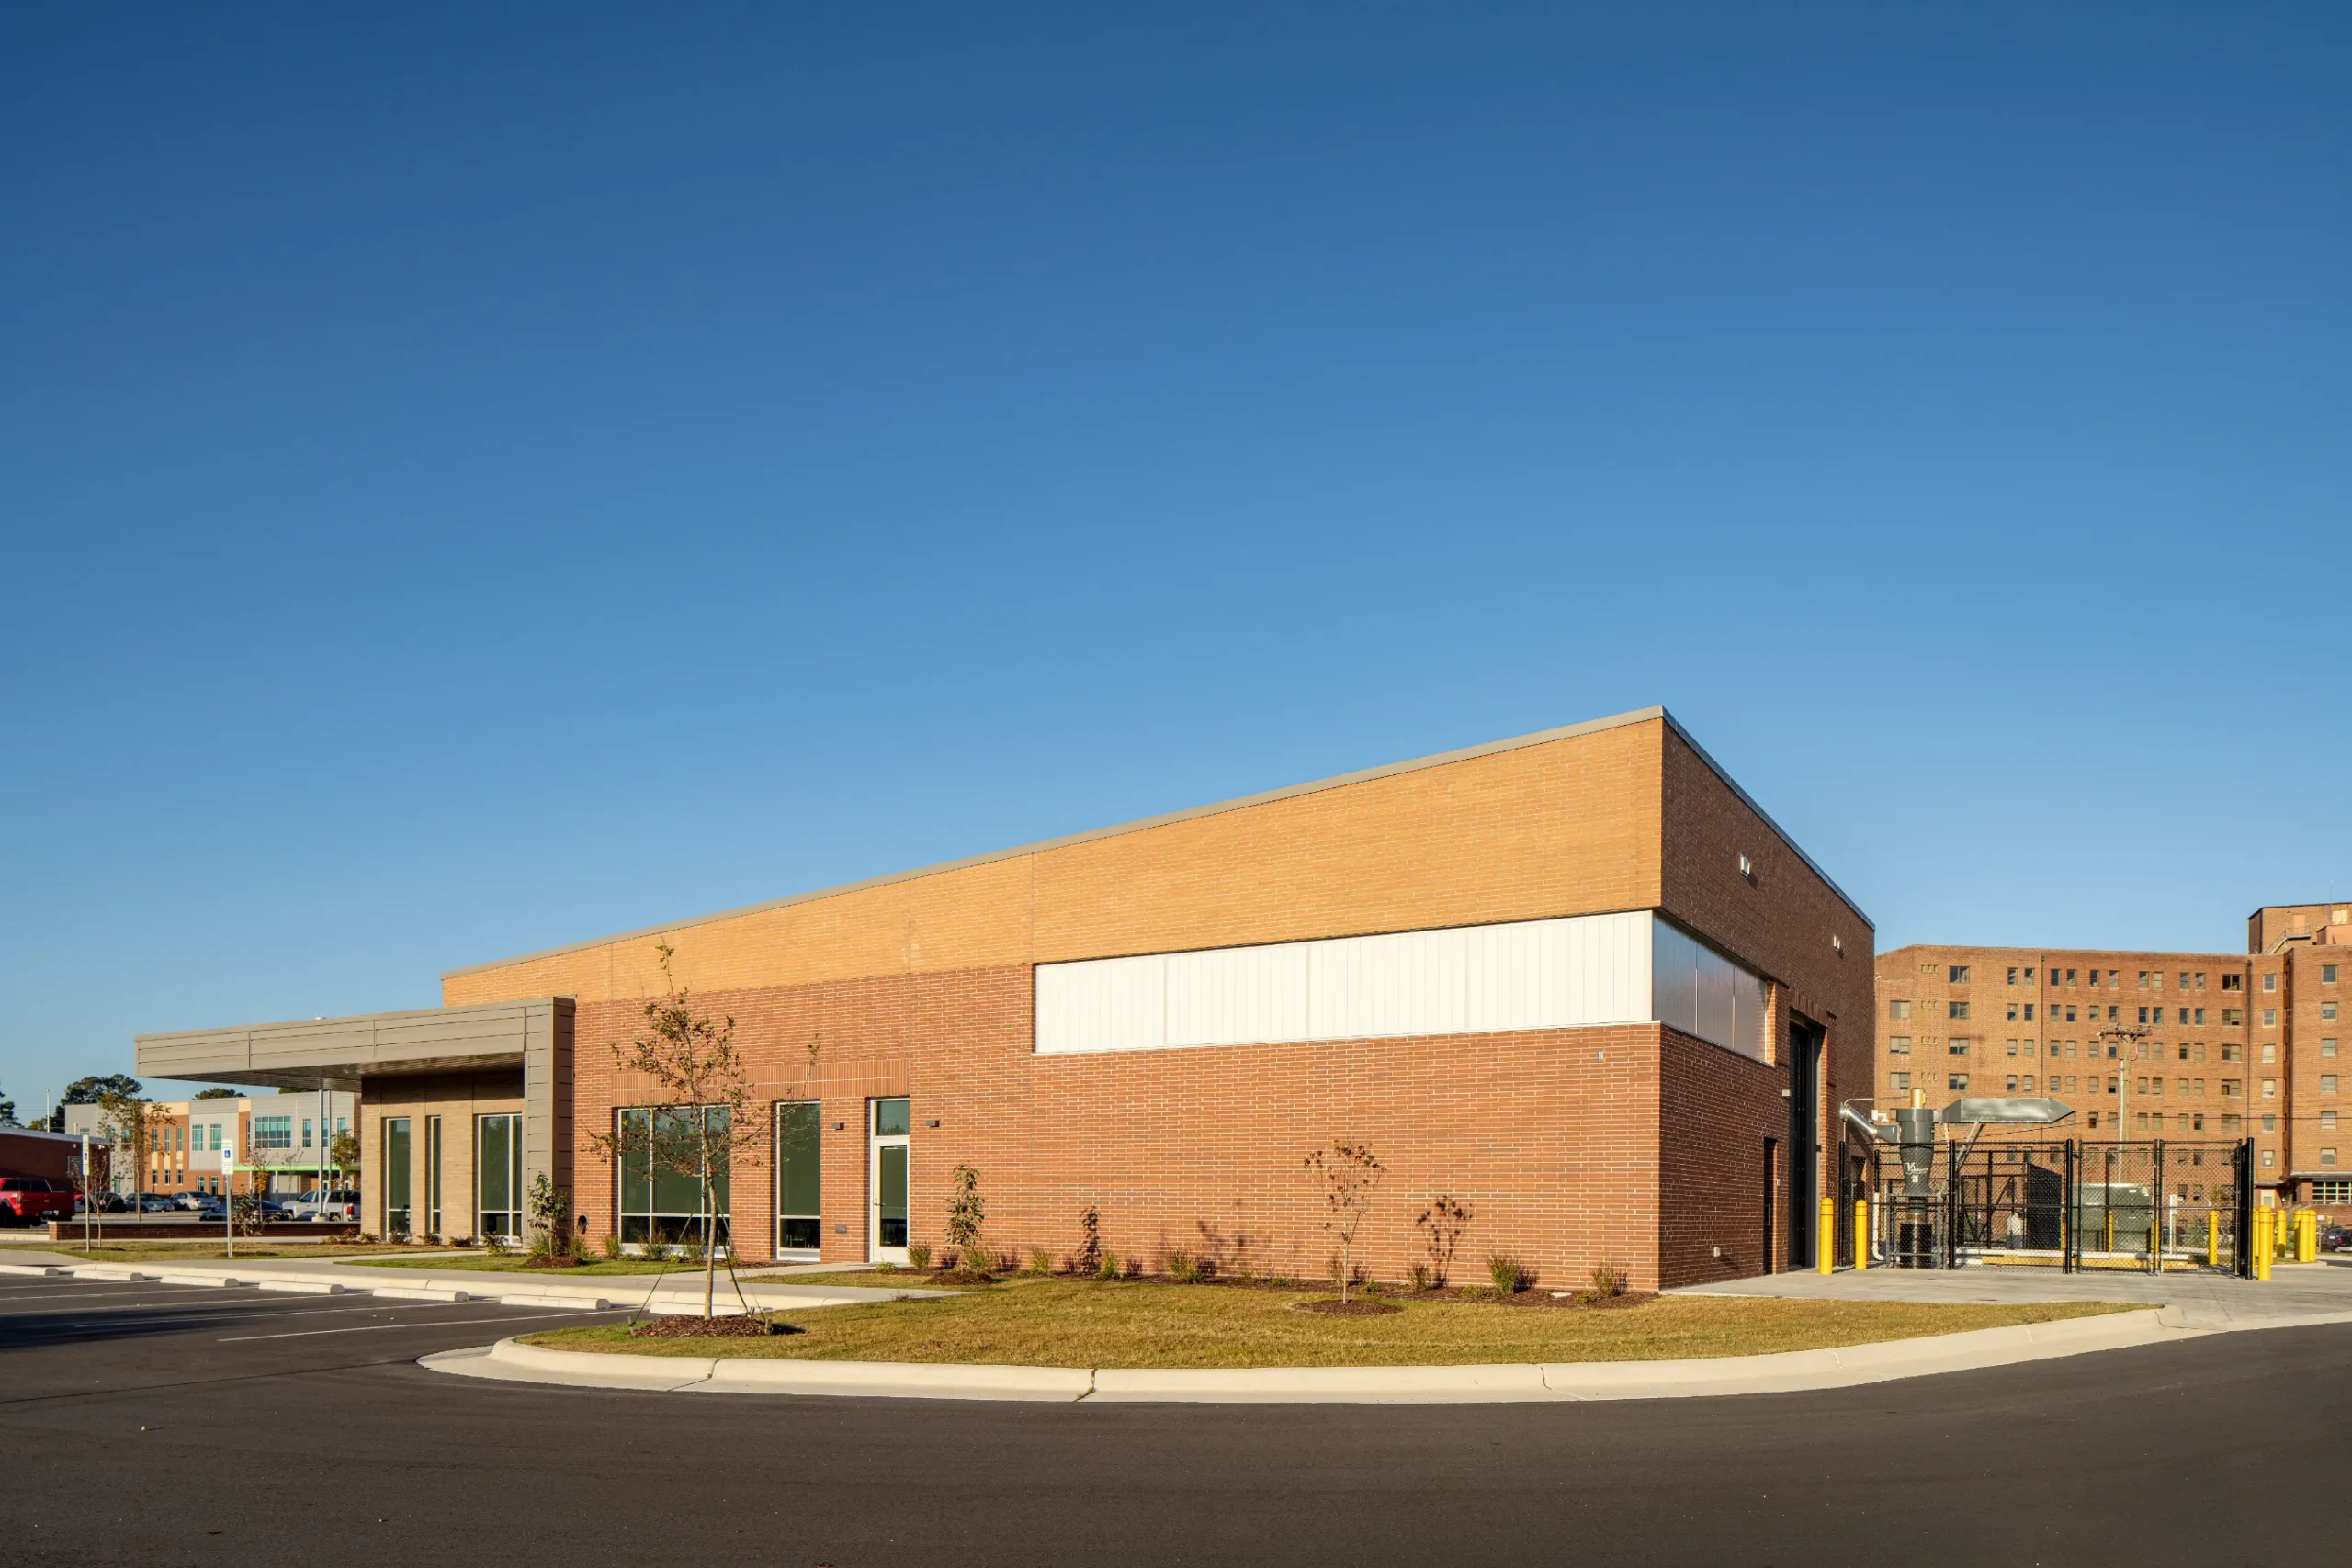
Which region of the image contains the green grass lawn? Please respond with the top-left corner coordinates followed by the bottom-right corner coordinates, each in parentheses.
top-left (521, 1278), bottom-right (2133, 1369)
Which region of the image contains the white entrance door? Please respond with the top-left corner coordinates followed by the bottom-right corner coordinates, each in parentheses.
top-left (868, 1097), bottom-right (910, 1265)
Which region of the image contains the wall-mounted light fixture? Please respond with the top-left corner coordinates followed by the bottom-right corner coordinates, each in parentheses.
top-left (1737, 853), bottom-right (1753, 879)
top-left (926, 1119), bottom-right (941, 1128)
top-left (1833, 934), bottom-right (1845, 955)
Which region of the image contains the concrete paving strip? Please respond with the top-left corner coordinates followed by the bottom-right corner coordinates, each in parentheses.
top-left (419, 1303), bottom-right (2341, 1404)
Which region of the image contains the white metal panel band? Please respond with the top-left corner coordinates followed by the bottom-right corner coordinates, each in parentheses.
top-left (1034, 910), bottom-right (1761, 1059)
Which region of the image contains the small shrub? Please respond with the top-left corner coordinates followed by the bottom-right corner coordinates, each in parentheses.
top-left (1487, 1253), bottom-right (1530, 1295)
top-left (1027, 1247), bottom-right (1055, 1276)
top-left (643, 1239), bottom-right (673, 1264)
top-left (1095, 1249), bottom-right (1120, 1281)
top-left (599, 1232), bottom-right (625, 1260)
top-left (1074, 1206), bottom-right (1103, 1278)
top-left (1122, 1256), bottom-right (1144, 1279)
top-left (1165, 1249), bottom-right (1204, 1284)
top-left (1588, 1259), bottom-right (1630, 1298)
top-left (907, 1242), bottom-right (933, 1270)
top-left (1407, 1261), bottom-right (1432, 1292)
top-left (998, 1249), bottom-right (1020, 1274)
top-left (678, 1238), bottom-right (707, 1267)
top-left (355, 1232), bottom-right (379, 1245)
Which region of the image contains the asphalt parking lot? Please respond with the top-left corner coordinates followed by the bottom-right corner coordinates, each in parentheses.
top-left (1, 1271), bottom-right (2346, 1567)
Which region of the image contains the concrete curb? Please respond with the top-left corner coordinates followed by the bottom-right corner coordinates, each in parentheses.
top-left (426, 1305), bottom-right (2249, 1404)
top-left (0, 1257), bottom-right (921, 1315)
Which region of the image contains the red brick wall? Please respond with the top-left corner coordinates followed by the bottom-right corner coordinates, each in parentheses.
top-left (574, 967), bottom-right (1808, 1291)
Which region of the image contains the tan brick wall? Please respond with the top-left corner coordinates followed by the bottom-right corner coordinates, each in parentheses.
top-left (443, 718), bottom-right (1672, 1009)
top-left (361, 1071), bottom-right (525, 1239)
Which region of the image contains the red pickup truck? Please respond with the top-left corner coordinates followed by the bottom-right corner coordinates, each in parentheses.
top-left (0, 1177), bottom-right (78, 1228)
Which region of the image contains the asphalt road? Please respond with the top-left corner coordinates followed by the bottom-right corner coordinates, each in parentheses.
top-left (1, 1273), bottom-right (2346, 1567)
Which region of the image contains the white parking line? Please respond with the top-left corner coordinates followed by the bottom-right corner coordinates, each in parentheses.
top-left (0, 1297), bottom-right (253, 1306)
top-left (220, 1310), bottom-right (619, 1342)
top-left (56, 1298), bottom-right (467, 1324)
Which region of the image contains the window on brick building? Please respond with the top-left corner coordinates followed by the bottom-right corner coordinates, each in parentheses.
top-left (2317, 1180), bottom-right (2351, 1202)
top-left (2007, 967), bottom-right (2018, 985)
top-left (2222, 975), bottom-right (2243, 991)
top-left (2065, 1076), bottom-right (2077, 1092)
top-left (2324, 1003), bottom-right (2339, 1021)
top-left (2264, 974), bottom-right (2278, 992)
top-left (1888, 1036), bottom-right (1911, 1055)
top-left (2024, 967), bottom-right (2036, 983)
top-left (2324, 1111), bottom-right (2340, 1132)
top-left (1889, 1071), bottom-right (1911, 1091)
top-left (2324, 1076), bottom-right (2340, 1095)
top-left (2263, 1113), bottom-right (2278, 1133)
top-left (2325, 1150), bottom-right (2341, 1168)
top-left (2325, 964), bottom-right (2340, 984)
top-left (2222, 1114), bottom-right (2242, 1133)
top-left (1949, 964), bottom-right (1971, 983)
top-left (2263, 1149), bottom-right (2276, 1168)
top-left (2007, 1076), bottom-right (2018, 1092)
top-left (2263, 1009), bottom-right (2278, 1028)
top-left (1888, 999), bottom-right (1911, 1021)
top-left (1949, 1039), bottom-right (1970, 1056)
top-left (1948, 1074), bottom-right (1968, 1091)
top-left (2262, 1043), bottom-right (2277, 1063)
top-left (1949, 1001), bottom-right (1970, 1020)
top-left (2325, 1040), bottom-right (2340, 1058)
top-left (2222, 1010), bottom-right (2243, 1027)
top-left (2022, 1074), bottom-right (2036, 1091)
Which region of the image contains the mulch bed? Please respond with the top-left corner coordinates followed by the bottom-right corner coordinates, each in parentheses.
top-left (1293, 1298), bottom-right (1405, 1317)
top-left (525, 1254), bottom-right (583, 1269)
top-left (628, 1314), bottom-right (801, 1339)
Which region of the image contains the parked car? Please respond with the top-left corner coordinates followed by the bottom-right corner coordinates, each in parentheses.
top-left (286, 1190), bottom-right (359, 1223)
top-left (72, 1192), bottom-right (130, 1215)
top-left (172, 1191), bottom-right (210, 1212)
top-left (0, 1178), bottom-right (78, 1228)
top-left (134, 1193), bottom-right (179, 1213)
top-left (2322, 1224), bottom-right (2351, 1254)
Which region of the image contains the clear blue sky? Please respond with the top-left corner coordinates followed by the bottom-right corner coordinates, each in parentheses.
top-left (3, 5), bottom-right (2345, 1111)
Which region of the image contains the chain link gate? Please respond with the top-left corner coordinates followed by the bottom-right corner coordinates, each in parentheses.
top-left (1865, 1137), bottom-right (2253, 1275)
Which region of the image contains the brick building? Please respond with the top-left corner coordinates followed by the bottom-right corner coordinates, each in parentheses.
top-left (1874, 901), bottom-right (2350, 1215)
top-left (137, 707), bottom-right (1872, 1290)
top-left (62, 1091), bottom-right (356, 1200)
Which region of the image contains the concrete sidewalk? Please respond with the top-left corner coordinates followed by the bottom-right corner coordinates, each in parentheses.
top-left (1669, 1257), bottom-right (2352, 1330)
top-left (0, 1248), bottom-right (952, 1314)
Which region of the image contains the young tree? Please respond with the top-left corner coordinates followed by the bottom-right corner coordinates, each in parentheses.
top-left (0, 1085), bottom-right (17, 1128)
top-left (327, 1129), bottom-right (360, 1189)
top-left (587, 942), bottom-right (764, 1318)
top-left (1303, 1142), bottom-right (1385, 1303)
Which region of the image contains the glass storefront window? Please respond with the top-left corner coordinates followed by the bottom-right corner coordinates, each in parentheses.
top-left (615, 1105), bottom-right (731, 1248)
top-left (383, 1118), bottom-right (412, 1236)
top-left (775, 1100), bottom-right (821, 1254)
top-left (477, 1113), bottom-right (523, 1238)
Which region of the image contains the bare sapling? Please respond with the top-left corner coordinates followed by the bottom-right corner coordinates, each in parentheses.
top-left (1303, 1142), bottom-right (1385, 1303)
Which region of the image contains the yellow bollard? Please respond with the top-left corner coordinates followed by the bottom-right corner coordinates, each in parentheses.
top-left (2298, 1210), bottom-right (2318, 1265)
top-left (2206, 1210), bottom-right (2219, 1269)
top-left (2104, 1209), bottom-right (2114, 1256)
top-left (1819, 1197), bottom-right (1836, 1274)
top-left (1854, 1200), bottom-right (1869, 1271)
top-left (2256, 1210), bottom-right (2273, 1281)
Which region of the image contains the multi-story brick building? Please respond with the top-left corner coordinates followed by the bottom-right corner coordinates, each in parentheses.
top-left (1874, 901), bottom-right (2350, 1214)
top-left (64, 1091), bottom-right (356, 1200)
top-left (135, 706), bottom-right (1873, 1290)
